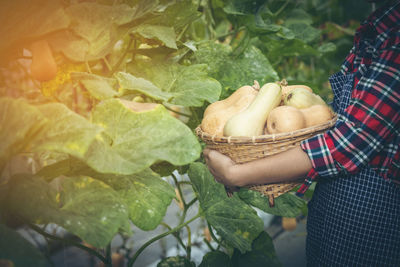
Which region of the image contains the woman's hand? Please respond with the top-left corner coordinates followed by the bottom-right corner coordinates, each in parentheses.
top-left (203, 148), bottom-right (243, 187)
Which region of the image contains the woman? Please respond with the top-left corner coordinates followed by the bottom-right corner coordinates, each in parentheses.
top-left (203, 1), bottom-right (400, 266)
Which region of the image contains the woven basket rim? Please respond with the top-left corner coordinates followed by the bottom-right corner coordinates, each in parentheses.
top-left (196, 114), bottom-right (337, 144)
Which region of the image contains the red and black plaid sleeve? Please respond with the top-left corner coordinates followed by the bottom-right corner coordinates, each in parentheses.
top-left (297, 3), bottom-right (400, 195)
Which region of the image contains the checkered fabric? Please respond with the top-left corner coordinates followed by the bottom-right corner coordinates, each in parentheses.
top-left (306, 168), bottom-right (400, 266)
top-left (297, 1), bottom-right (400, 195)
top-left (295, 2), bottom-right (400, 266)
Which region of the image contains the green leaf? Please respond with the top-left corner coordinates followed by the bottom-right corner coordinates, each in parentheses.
top-left (157, 256), bottom-right (196, 267)
top-left (63, 3), bottom-right (136, 60)
top-left (144, 1), bottom-right (201, 31)
top-left (223, 0), bottom-right (266, 15)
top-left (193, 42), bottom-right (279, 97)
top-left (115, 72), bottom-right (173, 102)
top-left (199, 251), bottom-right (232, 267)
top-left (284, 9), bottom-right (313, 26)
top-left (57, 176), bottom-right (131, 246)
top-left (71, 72), bottom-right (119, 100)
top-left (0, 224), bottom-right (48, 267)
top-left (286, 23), bottom-right (321, 43)
top-left (33, 103), bottom-right (103, 159)
top-left (92, 169), bottom-right (175, 231)
top-left (232, 231), bottom-right (281, 267)
top-left (6, 174), bottom-right (131, 248)
top-left (48, 30), bottom-right (90, 62)
top-left (188, 163), bottom-right (264, 253)
top-left (0, 0), bottom-right (69, 54)
top-left (262, 37), bottom-right (318, 62)
top-left (36, 159), bottom-right (175, 231)
top-left (128, 61), bottom-right (221, 107)
top-left (0, 97), bottom-right (47, 169)
top-left (318, 42), bottom-right (337, 53)
top-left (132, 24), bottom-right (177, 49)
top-left (85, 99), bottom-right (201, 175)
top-left (238, 189), bottom-right (307, 218)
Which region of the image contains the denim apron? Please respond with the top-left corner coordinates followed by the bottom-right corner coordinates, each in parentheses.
top-left (306, 72), bottom-right (400, 267)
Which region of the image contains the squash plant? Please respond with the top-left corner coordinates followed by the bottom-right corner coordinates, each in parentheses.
top-left (0, 0), bottom-right (370, 266)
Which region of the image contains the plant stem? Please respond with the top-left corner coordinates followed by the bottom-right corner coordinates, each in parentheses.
top-left (172, 173), bottom-right (187, 206)
top-left (186, 197), bottom-right (198, 209)
top-left (103, 57), bottom-right (112, 72)
top-left (127, 213), bottom-right (201, 267)
top-left (214, 26), bottom-right (246, 40)
top-left (105, 243), bottom-right (112, 267)
top-left (274, 0), bottom-right (290, 17)
top-left (203, 238), bottom-right (215, 251)
top-left (160, 222), bottom-right (187, 250)
top-left (111, 38), bottom-right (133, 74)
top-left (28, 223), bottom-right (107, 263)
top-left (185, 225), bottom-right (192, 260)
top-left (163, 104), bottom-right (191, 117)
top-left (177, 24), bottom-right (190, 42)
top-left (207, 222), bottom-right (224, 247)
top-left (178, 181), bottom-right (193, 186)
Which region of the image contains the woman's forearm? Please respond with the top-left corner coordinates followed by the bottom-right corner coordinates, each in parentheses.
top-left (232, 146), bottom-right (313, 186)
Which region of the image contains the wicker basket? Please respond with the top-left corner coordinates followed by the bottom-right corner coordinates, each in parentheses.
top-left (196, 114), bottom-right (337, 206)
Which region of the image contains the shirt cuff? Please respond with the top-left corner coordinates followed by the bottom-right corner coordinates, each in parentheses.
top-left (300, 133), bottom-right (341, 178)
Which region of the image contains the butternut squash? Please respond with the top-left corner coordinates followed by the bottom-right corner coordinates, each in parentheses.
top-left (281, 84), bottom-right (313, 101)
top-left (201, 81), bottom-right (259, 136)
top-left (265, 106), bottom-right (306, 134)
top-left (300, 104), bottom-right (333, 127)
top-left (223, 82), bottom-right (282, 137)
top-left (284, 87), bottom-right (326, 109)
top-left (30, 40), bottom-right (58, 82)
top-left (203, 80), bottom-right (260, 118)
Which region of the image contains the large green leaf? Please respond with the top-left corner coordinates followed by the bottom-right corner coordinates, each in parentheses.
top-left (115, 72), bottom-right (173, 102)
top-left (157, 256), bottom-right (196, 267)
top-left (6, 174), bottom-right (131, 248)
top-left (33, 103), bottom-right (103, 159)
top-left (188, 163), bottom-right (264, 253)
top-left (85, 99), bottom-right (201, 174)
top-left (144, 1), bottom-right (201, 31)
top-left (261, 37), bottom-right (319, 62)
top-left (223, 0), bottom-right (266, 15)
top-left (286, 23), bottom-right (321, 43)
top-left (48, 30), bottom-right (90, 62)
top-left (193, 42), bottom-right (279, 98)
top-left (132, 24), bottom-right (177, 49)
top-left (199, 251), bottom-right (232, 267)
top-left (238, 188), bottom-right (307, 218)
top-left (60, 2), bottom-right (135, 60)
top-left (57, 176), bottom-right (131, 246)
top-left (116, 170), bottom-right (175, 230)
top-left (84, 168), bottom-right (175, 231)
top-left (283, 9), bottom-right (313, 26)
top-left (36, 158), bottom-right (175, 231)
top-left (0, 98), bottom-right (47, 168)
top-left (0, 0), bottom-right (70, 54)
top-left (71, 72), bottom-right (119, 100)
top-left (65, 2), bottom-right (136, 38)
top-left (0, 224), bottom-right (48, 267)
top-left (128, 61), bottom-right (221, 107)
top-left (232, 231), bottom-right (281, 267)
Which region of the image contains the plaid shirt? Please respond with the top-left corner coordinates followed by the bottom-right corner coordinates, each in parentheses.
top-left (297, 2), bottom-right (400, 195)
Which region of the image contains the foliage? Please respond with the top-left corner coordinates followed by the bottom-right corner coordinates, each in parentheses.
top-left (0, 0), bottom-right (372, 266)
